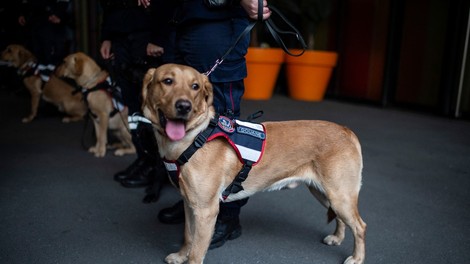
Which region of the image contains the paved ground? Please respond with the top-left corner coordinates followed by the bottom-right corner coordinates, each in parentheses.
top-left (1, 86), bottom-right (469, 264)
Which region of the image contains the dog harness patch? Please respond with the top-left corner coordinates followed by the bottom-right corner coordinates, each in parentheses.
top-left (209, 117), bottom-right (266, 164)
top-left (164, 115), bottom-right (266, 200)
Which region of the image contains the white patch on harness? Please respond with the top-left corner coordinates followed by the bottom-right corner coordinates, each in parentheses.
top-left (236, 119), bottom-right (263, 131)
top-left (234, 144), bottom-right (262, 163)
top-left (163, 161), bottom-right (177, 172)
top-left (128, 114), bottom-right (152, 130)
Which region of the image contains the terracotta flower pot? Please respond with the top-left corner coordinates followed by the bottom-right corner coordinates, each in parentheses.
top-left (285, 50), bottom-right (338, 101)
top-left (243, 47), bottom-right (285, 100)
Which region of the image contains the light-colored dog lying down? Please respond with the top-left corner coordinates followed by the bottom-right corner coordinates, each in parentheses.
top-left (141, 63), bottom-right (367, 264)
top-left (56, 52), bottom-right (135, 158)
top-left (1, 44), bottom-right (87, 123)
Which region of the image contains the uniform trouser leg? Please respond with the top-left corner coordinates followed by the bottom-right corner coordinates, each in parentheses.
top-left (173, 18), bottom-right (250, 221)
top-left (211, 80), bottom-right (248, 219)
top-left (109, 36), bottom-right (166, 192)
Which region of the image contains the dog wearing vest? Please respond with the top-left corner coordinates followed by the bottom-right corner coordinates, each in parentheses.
top-left (1, 44), bottom-right (87, 123)
top-left (56, 52), bottom-right (135, 157)
top-left (141, 63), bottom-right (367, 264)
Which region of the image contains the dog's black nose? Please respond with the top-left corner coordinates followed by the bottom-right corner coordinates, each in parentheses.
top-left (175, 99), bottom-right (192, 115)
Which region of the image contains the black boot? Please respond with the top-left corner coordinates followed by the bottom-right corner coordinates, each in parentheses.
top-left (119, 116), bottom-right (158, 188)
top-left (142, 165), bottom-right (168, 203)
top-left (157, 200), bottom-right (243, 247)
top-left (114, 121), bottom-right (146, 183)
top-left (209, 216), bottom-right (242, 249)
top-left (158, 200), bottom-right (185, 224)
top-left (114, 157), bottom-right (146, 182)
top-left (120, 160), bottom-right (155, 188)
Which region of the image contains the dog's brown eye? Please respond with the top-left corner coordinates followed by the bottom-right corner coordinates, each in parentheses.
top-left (192, 83), bottom-right (200, 90)
top-left (163, 78), bottom-right (173, 85)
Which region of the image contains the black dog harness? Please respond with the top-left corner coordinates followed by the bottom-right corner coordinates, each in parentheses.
top-left (163, 115), bottom-right (266, 201)
top-left (75, 77), bottom-right (125, 118)
top-left (17, 61), bottom-right (56, 87)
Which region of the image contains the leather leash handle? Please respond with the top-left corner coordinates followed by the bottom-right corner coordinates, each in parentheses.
top-left (256, 0), bottom-right (307, 56)
top-left (204, 0), bottom-right (307, 76)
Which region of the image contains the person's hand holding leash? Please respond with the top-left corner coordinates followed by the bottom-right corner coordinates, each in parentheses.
top-left (48, 15), bottom-right (61, 24)
top-left (137, 0), bottom-right (271, 21)
top-left (100, 40), bottom-right (113, 60)
top-left (147, 43), bottom-right (164, 57)
top-left (137, 0), bottom-right (150, 8)
top-left (241, 0), bottom-right (271, 20)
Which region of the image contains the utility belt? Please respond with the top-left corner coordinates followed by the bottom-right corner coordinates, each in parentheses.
top-left (101, 0), bottom-right (139, 9)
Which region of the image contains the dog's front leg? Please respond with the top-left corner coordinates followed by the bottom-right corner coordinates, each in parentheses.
top-left (22, 77), bottom-right (41, 123)
top-left (186, 201), bottom-right (219, 264)
top-left (165, 200), bottom-right (218, 264)
top-left (90, 113), bottom-right (108, 157)
top-left (165, 202), bottom-right (194, 264)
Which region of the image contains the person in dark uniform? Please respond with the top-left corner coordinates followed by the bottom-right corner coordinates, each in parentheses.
top-left (139, 0), bottom-right (272, 249)
top-left (0, 2), bottom-right (26, 91)
top-left (18, 0), bottom-right (72, 65)
top-left (99, 0), bottom-right (169, 197)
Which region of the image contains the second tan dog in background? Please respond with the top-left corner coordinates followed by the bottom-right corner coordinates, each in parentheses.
top-left (141, 64), bottom-right (367, 264)
top-left (1, 44), bottom-right (86, 123)
top-left (56, 52), bottom-right (135, 157)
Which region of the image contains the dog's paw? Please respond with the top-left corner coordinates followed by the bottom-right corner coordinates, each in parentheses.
top-left (21, 116), bottom-right (33, 123)
top-left (164, 252), bottom-right (187, 264)
top-left (88, 146), bottom-right (97, 154)
top-left (88, 146), bottom-right (105, 157)
top-left (343, 255), bottom-right (364, 264)
top-left (323, 234), bottom-right (343, 246)
top-left (114, 147), bottom-right (135, 156)
top-left (94, 150), bottom-right (106, 158)
top-left (114, 149), bottom-right (125, 156)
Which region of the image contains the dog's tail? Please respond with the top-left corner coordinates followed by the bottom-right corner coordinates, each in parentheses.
top-left (327, 207), bottom-right (337, 223)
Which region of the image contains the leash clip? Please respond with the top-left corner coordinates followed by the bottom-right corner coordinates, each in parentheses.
top-left (204, 58), bottom-right (224, 76)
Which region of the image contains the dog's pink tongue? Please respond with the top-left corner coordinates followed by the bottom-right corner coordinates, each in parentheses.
top-left (166, 120), bottom-right (186, 141)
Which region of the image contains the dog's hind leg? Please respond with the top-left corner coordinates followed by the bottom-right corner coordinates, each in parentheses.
top-left (308, 185), bottom-right (347, 247)
top-left (308, 184), bottom-right (347, 248)
top-left (327, 194), bottom-right (366, 264)
top-left (113, 125), bottom-right (135, 156)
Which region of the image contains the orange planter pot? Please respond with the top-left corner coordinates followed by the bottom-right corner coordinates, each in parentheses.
top-left (285, 50), bottom-right (338, 101)
top-left (243, 48), bottom-right (285, 100)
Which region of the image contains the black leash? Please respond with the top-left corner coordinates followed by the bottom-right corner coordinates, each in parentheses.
top-left (80, 113), bottom-right (95, 151)
top-left (205, 0), bottom-right (306, 76)
top-left (0, 60), bottom-right (13, 67)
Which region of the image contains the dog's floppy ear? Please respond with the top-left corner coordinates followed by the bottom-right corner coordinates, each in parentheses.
top-left (73, 55), bottom-right (83, 76)
top-left (142, 68), bottom-right (158, 124)
top-left (17, 48), bottom-right (31, 65)
top-left (142, 68), bottom-right (156, 102)
top-left (202, 74), bottom-right (214, 107)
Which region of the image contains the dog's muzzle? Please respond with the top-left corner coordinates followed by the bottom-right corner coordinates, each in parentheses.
top-left (158, 108), bottom-right (188, 142)
top-left (175, 99), bottom-right (192, 116)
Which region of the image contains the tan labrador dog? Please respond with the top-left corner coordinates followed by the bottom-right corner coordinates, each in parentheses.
top-left (1, 44), bottom-right (86, 123)
top-left (141, 63), bottom-right (367, 264)
top-left (56, 52), bottom-right (135, 157)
